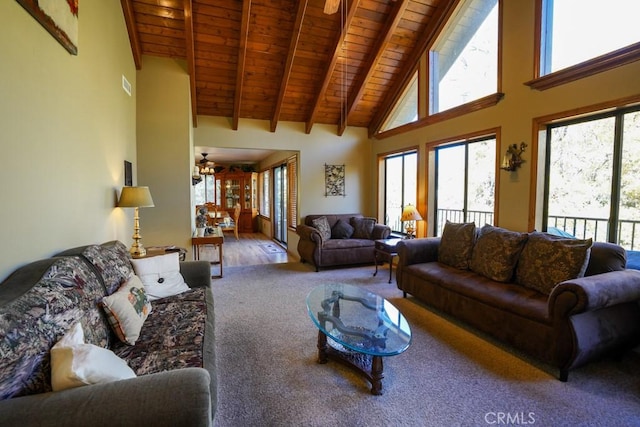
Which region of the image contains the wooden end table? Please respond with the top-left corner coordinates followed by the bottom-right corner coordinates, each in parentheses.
top-left (192, 227), bottom-right (224, 278)
top-left (373, 238), bottom-right (402, 283)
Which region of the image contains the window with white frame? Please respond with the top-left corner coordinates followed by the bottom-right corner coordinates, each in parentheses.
top-left (430, 0), bottom-right (499, 114)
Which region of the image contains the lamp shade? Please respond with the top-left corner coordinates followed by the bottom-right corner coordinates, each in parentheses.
top-left (118, 186), bottom-right (155, 208)
top-left (401, 204), bottom-right (423, 222)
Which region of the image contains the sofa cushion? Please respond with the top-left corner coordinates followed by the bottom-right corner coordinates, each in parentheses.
top-left (351, 217), bottom-right (376, 239)
top-left (405, 262), bottom-right (550, 322)
top-left (516, 232), bottom-right (592, 295)
top-left (0, 256), bottom-right (111, 399)
top-left (331, 218), bottom-right (354, 239)
top-left (51, 322), bottom-right (136, 392)
top-left (113, 288), bottom-right (209, 375)
top-left (102, 275), bottom-right (152, 345)
top-left (130, 253), bottom-right (190, 301)
top-left (438, 221), bottom-right (476, 270)
top-left (470, 225), bottom-right (528, 282)
top-left (311, 216), bottom-right (332, 241)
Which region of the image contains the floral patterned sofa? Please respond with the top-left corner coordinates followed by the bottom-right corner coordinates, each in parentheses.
top-left (0, 241), bottom-right (215, 427)
top-left (396, 223), bottom-right (640, 381)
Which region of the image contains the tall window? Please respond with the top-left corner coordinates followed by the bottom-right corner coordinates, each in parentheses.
top-left (430, 0), bottom-right (498, 114)
top-left (382, 150), bottom-right (418, 234)
top-left (287, 155), bottom-right (298, 231)
top-left (544, 106), bottom-right (640, 250)
top-left (434, 136), bottom-right (496, 236)
top-left (259, 170), bottom-right (270, 218)
top-left (381, 72), bottom-right (418, 132)
top-left (540, 0), bottom-right (640, 75)
top-left (194, 175), bottom-right (215, 205)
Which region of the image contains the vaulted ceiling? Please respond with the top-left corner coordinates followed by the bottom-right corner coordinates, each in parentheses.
top-left (121, 0), bottom-right (456, 136)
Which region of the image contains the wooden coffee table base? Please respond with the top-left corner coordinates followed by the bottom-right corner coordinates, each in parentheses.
top-left (316, 330), bottom-right (384, 395)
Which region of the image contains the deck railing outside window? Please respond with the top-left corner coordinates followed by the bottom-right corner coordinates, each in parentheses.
top-left (436, 210), bottom-right (639, 251)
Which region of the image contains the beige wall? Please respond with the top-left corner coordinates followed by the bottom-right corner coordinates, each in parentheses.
top-left (0, 2), bottom-right (137, 281)
top-left (372, 0), bottom-right (640, 234)
top-left (136, 56), bottom-right (194, 252)
top-left (194, 116), bottom-right (372, 252)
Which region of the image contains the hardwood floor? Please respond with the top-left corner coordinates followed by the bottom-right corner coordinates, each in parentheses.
top-left (193, 232), bottom-right (295, 268)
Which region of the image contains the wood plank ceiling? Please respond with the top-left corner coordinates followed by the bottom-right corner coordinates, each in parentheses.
top-left (121, 0), bottom-right (455, 136)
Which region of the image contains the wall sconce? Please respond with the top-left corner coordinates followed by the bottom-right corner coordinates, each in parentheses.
top-left (500, 142), bottom-right (528, 172)
top-left (401, 204), bottom-right (423, 239)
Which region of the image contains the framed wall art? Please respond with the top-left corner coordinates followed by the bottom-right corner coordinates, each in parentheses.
top-left (324, 164), bottom-right (345, 197)
top-left (124, 161), bottom-right (132, 186)
top-left (17, 0), bottom-right (79, 55)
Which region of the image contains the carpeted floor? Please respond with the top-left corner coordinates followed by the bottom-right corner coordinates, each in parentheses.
top-left (211, 262), bottom-right (640, 427)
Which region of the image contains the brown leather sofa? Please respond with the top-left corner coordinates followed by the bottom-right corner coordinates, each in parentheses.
top-left (396, 224), bottom-right (640, 381)
top-left (297, 214), bottom-right (391, 271)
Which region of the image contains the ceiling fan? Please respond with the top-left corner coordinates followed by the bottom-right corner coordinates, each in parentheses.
top-left (199, 153), bottom-right (214, 165)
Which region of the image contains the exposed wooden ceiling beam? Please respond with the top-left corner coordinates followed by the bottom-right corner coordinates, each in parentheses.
top-left (233, 0), bottom-right (252, 131)
top-left (120, 0), bottom-right (142, 70)
top-left (338, 0), bottom-right (408, 136)
top-left (305, 0), bottom-right (360, 135)
top-left (184, 0), bottom-right (197, 127)
top-left (368, 0), bottom-right (459, 137)
top-left (271, 0), bottom-right (309, 133)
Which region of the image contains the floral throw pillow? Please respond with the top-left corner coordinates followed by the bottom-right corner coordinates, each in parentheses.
top-left (311, 216), bottom-right (332, 241)
top-left (438, 221), bottom-right (476, 270)
top-left (516, 232), bottom-right (592, 295)
top-left (101, 275), bottom-right (152, 345)
top-left (469, 224), bottom-right (528, 282)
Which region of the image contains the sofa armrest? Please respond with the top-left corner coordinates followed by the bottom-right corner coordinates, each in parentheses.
top-left (371, 224), bottom-right (391, 240)
top-left (180, 260), bottom-right (212, 288)
top-left (297, 224), bottom-right (323, 245)
top-left (549, 270), bottom-right (640, 318)
top-left (397, 238), bottom-right (441, 267)
top-left (0, 368), bottom-right (212, 427)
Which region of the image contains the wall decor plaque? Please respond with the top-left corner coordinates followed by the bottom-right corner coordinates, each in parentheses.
top-left (325, 164), bottom-right (345, 197)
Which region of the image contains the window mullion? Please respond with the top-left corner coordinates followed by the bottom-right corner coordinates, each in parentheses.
top-left (609, 113), bottom-right (624, 243)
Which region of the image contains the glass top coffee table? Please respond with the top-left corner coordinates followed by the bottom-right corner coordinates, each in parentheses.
top-left (306, 283), bottom-right (412, 395)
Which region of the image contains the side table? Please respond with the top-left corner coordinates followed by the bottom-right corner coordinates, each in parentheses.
top-left (373, 238), bottom-right (402, 283)
top-left (191, 226), bottom-right (224, 278)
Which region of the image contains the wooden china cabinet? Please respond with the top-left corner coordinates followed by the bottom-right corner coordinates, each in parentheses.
top-left (215, 171), bottom-right (258, 233)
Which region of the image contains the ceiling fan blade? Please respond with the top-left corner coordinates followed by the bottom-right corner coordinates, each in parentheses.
top-left (324, 0), bottom-right (340, 14)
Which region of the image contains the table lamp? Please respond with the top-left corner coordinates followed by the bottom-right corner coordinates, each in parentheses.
top-left (118, 186), bottom-right (155, 257)
top-left (401, 204), bottom-right (422, 239)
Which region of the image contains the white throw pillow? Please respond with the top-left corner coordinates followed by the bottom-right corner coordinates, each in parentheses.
top-left (102, 275), bottom-right (152, 345)
top-left (130, 252), bottom-right (190, 301)
top-left (51, 322), bottom-right (136, 391)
